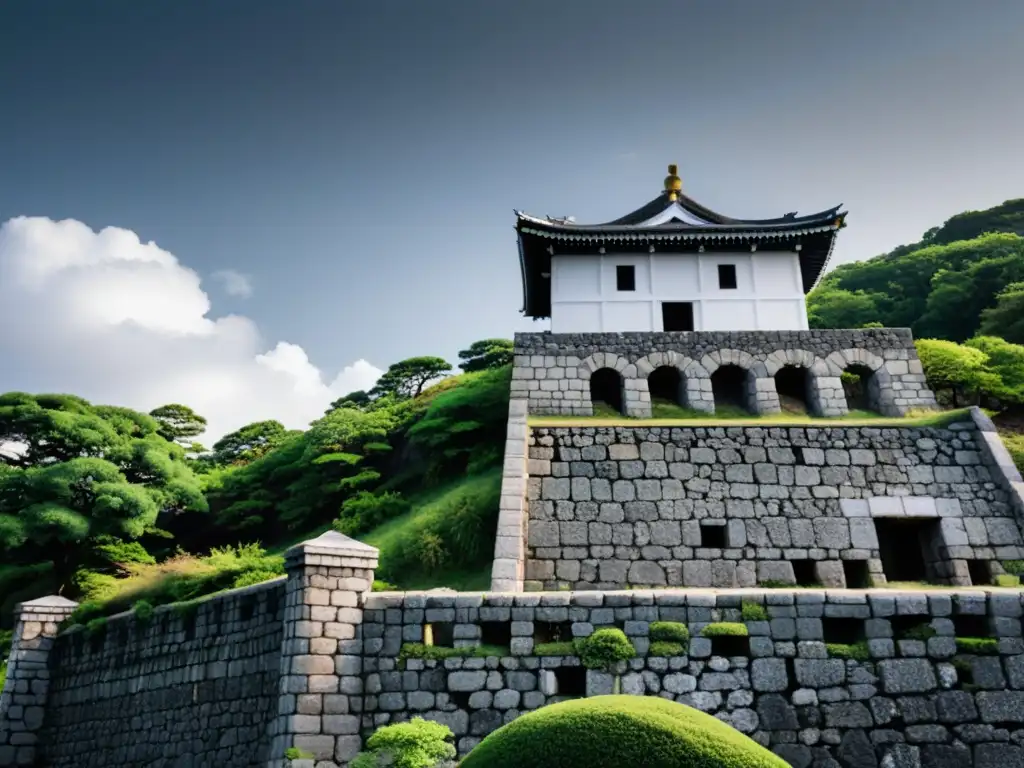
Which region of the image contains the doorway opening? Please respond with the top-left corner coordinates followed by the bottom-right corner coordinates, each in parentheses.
top-left (648, 365), bottom-right (683, 411)
top-left (590, 368), bottom-right (624, 415)
top-left (842, 364), bottom-right (879, 413)
top-left (791, 559), bottom-right (818, 587)
top-left (662, 302), bottom-right (694, 332)
top-left (711, 365), bottom-right (751, 413)
top-left (843, 560), bottom-right (871, 588)
top-left (774, 365), bottom-right (812, 415)
top-left (874, 518), bottom-right (938, 583)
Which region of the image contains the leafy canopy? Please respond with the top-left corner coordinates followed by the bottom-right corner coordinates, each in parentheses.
top-left (458, 338), bottom-right (514, 372)
top-left (371, 356), bottom-right (453, 399)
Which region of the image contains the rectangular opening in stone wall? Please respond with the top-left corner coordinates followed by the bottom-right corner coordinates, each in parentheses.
top-left (480, 621), bottom-right (512, 649)
top-left (791, 559), bottom-right (818, 587)
top-left (266, 588), bottom-right (280, 617)
top-left (182, 610), bottom-right (198, 641)
top-left (239, 594), bottom-right (256, 622)
top-left (842, 560), bottom-right (871, 588)
top-left (555, 665), bottom-right (587, 698)
top-left (889, 615), bottom-right (933, 640)
top-left (448, 690), bottom-right (472, 710)
top-left (535, 621), bottom-right (574, 645)
top-left (874, 518), bottom-right (932, 582)
top-left (966, 560), bottom-right (991, 586)
top-left (709, 635), bottom-right (749, 657)
top-left (822, 617), bottom-right (865, 644)
top-left (426, 622), bottom-right (456, 648)
top-left (699, 523), bottom-right (727, 549)
top-left (952, 614), bottom-right (989, 638)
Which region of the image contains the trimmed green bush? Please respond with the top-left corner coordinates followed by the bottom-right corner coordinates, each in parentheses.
top-left (576, 628), bottom-right (636, 671)
top-left (1003, 560), bottom-right (1024, 576)
top-left (826, 641), bottom-right (870, 661)
top-left (649, 641), bottom-right (686, 657)
top-left (956, 637), bottom-right (999, 655)
top-left (534, 641), bottom-right (577, 657)
top-left (700, 622), bottom-right (748, 637)
top-left (352, 716), bottom-right (455, 768)
top-left (396, 642), bottom-right (509, 668)
top-left (649, 621), bottom-right (689, 643)
top-left (740, 600), bottom-right (768, 622)
top-left (995, 573), bottom-right (1021, 587)
top-left (460, 694), bottom-right (789, 768)
top-left (132, 600), bottom-right (154, 624)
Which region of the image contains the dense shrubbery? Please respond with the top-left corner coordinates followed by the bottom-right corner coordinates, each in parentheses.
top-left (351, 717), bottom-right (456, 768)
top-left (459, 695), bottom-right (789, 768)
top-left (575, 628), bottom-right (635, 671)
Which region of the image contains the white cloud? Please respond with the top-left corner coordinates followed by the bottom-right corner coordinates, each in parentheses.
top-left (0, 216), bottom-right (382, 442)
top-left (211, 269), bottom-right (254, 298)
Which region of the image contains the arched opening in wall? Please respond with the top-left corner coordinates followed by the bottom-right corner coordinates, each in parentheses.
top-left (590, 368), bottom-right (624, 415)
top-left (711, 365), bottom-right (751, 414)
top-left (647, 366), bottom-right (683, 414)
top-left (774, 365), bottom-right (811, 415)
top-left (842, 364), bottom-right (879, 414)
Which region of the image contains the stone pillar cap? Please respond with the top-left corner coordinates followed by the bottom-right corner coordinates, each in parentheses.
top-left (285, 529), bottom-right (380, 560)
top-left (15, 594), bottom-right (79, 613)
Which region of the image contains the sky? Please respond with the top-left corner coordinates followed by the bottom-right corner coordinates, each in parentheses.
top-left (1, 0), bottom-right (1022, 441)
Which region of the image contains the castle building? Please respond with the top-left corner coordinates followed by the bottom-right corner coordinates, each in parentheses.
top-left (515, 165), bottom-right (845, 334)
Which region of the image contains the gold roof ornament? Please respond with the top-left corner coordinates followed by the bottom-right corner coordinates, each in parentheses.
top-left (663, 164), bottom-right (682, 201)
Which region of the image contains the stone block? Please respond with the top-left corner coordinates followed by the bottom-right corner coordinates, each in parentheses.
top-left (878, 659), bottom-right (937, 695)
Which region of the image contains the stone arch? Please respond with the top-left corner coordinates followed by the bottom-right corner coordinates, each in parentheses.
top-left (634, 351), bottom-right (714, 414)
top-left (764, 348), bottom-right (848, 418)
top-left (828, 348), bottom-right (894, 415)
top-left (578, 352), bottom-right (646, 418)
top-left (700, 349), bottom-right (764, 414)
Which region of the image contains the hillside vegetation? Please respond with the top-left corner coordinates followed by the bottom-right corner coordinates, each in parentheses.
top-left (2, 202), bottom-right (1024, 635)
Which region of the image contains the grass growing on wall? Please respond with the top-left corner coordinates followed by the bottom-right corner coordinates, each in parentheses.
top-left (530, 407), bottom-right (970, 429)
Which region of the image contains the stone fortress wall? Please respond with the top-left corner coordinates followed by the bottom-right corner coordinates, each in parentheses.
top-left (511, 329), bottom-right (938, 418)
top-left (521, 415), bottom-right (1024, 592)
top-left (6, 551), bottom-right (1024, 768)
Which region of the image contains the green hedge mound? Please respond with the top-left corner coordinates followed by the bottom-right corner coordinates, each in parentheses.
top-left (459, 694), bottom-right (788, 768)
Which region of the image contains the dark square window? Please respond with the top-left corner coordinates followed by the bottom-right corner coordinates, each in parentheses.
top-left (718, 264), bottom-right (738, 290)
top-left (616, 265), bottom-right (636, 291)
top-left (699, 523), bottom-right (727, 549)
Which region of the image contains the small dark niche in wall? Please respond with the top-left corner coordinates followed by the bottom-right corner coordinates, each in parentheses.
top-left (448, 690), bottom-right (472, 710)
top-left (699, 523), bottom-right (727, 549)
top-left (843, 560), bottom-right (871, 588)
top-left (791, 559), bottom-right (818, 587)
top-left (952, 614), bottom-right (989, 638)
top-left (266, 589), bottom-right (280, 618)
top-left (480, 621), bottom-right (512, 647)
top-left (966, 560), bottom-right (991, 586)
top-left (535, 621), bottom-right (574, 644)
top-left (890, 615), bottom-right (930, 639)
top-left (428, 622), bottom-right (456, 648)
top-left (710, 635), bottom-right (749, 657)
top-left (209, 600), bottom-right (224, 629)
top-left (182, 612), bottom-right (197, 642)
top-left (555, 666), bottom-right (587, 697)
top-left (793, 447), bottom-right (807, 466)
top-left (822, 617), bottom-right (865, 644)
top-left (239, 594), bottom-right (256, 622)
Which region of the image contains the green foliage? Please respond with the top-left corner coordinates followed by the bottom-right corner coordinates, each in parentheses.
top-left (460, 694), bottom-right (789, 768)
top-left (356, 717), bottom-right (456, 768)
top-left (371, 356), bottom-right (453, 400)
top-left (897, 623), bottom-right (936, 641)
top-left (807, 229), bottom-right (1024, 342)
top-left (826, 641), bottom-right (870, 661)
top-left (965, 336), bottom-right (1024, 406)
top-left (1004, 434), bottom-right (1024, 474)
top-left (576, 628), bottom-right (636, 671)
top-left (995, 574), bottom-right (1021, 587)
top-left (1002, 560), bottom-right (1024, 576)
top-left (956, 637), bottom-right (999, 655)
top-left (0, 393), bottom-right (206, 594)
top-left (396, 642), bottom-right (510, 668)
top-left (334, 491), bottom-right (410, 538)
top-left (458, 338), bottom-right (514, 372)
top-left (740, 600), bottom-right (768, 622)
top-left (372, 579), bottom-right (400, 591)
top-left (284, 747), bottom-right (315, 761)
top-left (648, 641), bottom-right (686, 657)
top-left (0, 628), bottom-right (12, 692)
top-left (915, 339), bottom-right (994, 406)
top-left (980, 282), bottom-right (1024, 344)
top-left (649, 621), bottom-right (690, 644)
top-left (700, 622), bottom-right (748, 638)
top-left (534, 641), bottom-right (577, 656)
top-left (132, 600), bottom-right (154, 624)
top-left (149, 404), bottom-right (207, 447)
top-left (85, 617), bottom-right (107, 636)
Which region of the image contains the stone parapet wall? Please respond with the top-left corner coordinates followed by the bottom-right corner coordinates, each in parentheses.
top-left (511, 329), bottom-right (937, 417)
top-left (361, 588), bottom-right (1024, 768)
top-left (524, 418), bottom-right (1024, 591)
top-left (489, 399), bottom-right (530, 592)
top-left (37, 579), bottom-right (286, 768)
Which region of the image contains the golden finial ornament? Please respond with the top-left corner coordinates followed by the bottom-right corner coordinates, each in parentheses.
top-left (664, 164), bottom-right (682, 201)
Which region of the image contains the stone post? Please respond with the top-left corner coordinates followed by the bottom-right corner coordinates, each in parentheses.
top-left (0, 595), bottom-right (78, 767)
top-left (266, 530), bottom-right (378, 768)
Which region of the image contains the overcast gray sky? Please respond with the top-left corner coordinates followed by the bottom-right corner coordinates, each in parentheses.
top-left (1, 0), bottom-right (1022, 439)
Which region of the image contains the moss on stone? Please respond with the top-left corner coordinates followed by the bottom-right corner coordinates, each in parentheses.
top-left (575, 628), bottom-right (636, 671)
top-left (649, 641), bottom-right (686, 658)
top-left (649, 621), bottom-right (690, 643)
top-left (740, 600), bottom-right (768, 622)
top-left (956, 637), bottom-right (999, 655)
top-left (459, 694), bottom-right (789, 768)
top-left (826, 641), bottom-right (870, 661)
top-left (700, 622), bottom-right (748, 637)
top-left (534, 641), bottom-right (577, 657)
